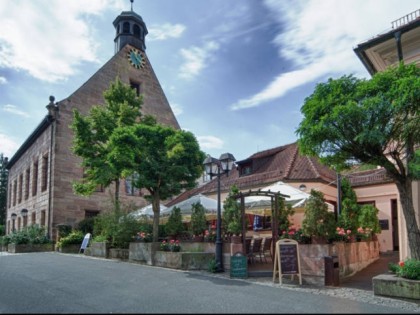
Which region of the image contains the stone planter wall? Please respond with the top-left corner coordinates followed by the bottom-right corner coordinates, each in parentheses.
top-left (129, 242), bottom-right (214, 270)
top-left (7, 243), bottom-right (54, 253)
top-left (373, 274), bottom-right (420, 300)
top-left (58, 244), bottom-right (81, 254)
top-left (109, 248), bottom-right (129, 260)
top-left (1, 245), bottom-right (8, 252)
top-left (298, 240), bottom-right (380, 285)
top-left (84, 242), bottom-right (109, 258)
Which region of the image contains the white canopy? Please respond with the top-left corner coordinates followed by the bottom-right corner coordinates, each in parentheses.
top-left (244, 181), bottom-right (311, 209)
top-left (165, 194), bottom-right (218, 215)
top-left (129, 203), bottom-right (170, 218)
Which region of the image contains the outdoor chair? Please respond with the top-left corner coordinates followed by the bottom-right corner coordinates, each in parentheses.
top-left (260, 237), bottom-right (273, 263)
top-left (250, 238), bottom-right (263, 263)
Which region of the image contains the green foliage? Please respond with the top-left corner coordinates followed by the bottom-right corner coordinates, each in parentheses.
top-left (108, 118), bottom-right (205, 242)
top-left (208, 258), bottom-right (217, 273)
top-left (93, 210), bottom-right (141, 249)
top-left (57, 230), bottom-right (85, 248)
top-left (296, 63), bottom-right (420, 258)
top-left (0, 225), bottom-right (5, 236)
top-left (165, 207), bottom-right (184, 238)
top-left (57, 224), bottom-right (72, 239)
top-left (70, 77), bottom-right (143, 210)
top-left (276, 198), bottom-right (295, 233)
top-left (302, 190), bottom-right (336, 238)
top-left (5, 225), bottom-right (51, 245)
top-left (222, 185), bottom-right (242, 236)
top-left (397, 259), bottom-right (420, 280)
top-left (338, 178), bottom-right (360, 232)
top-left (190, 202), bottom-right (207, 237)
top-left (358, 204), bottom-right (381, 235)
top-left (76, 217), bottom-right (95, 235)
top-left (388, 262), bottom-right (399, 274)
top-left (92, 234), bottom-right (108, 242)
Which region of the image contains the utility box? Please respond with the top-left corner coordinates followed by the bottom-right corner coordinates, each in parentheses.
top-left (324, 255), bottom-right (339, 286)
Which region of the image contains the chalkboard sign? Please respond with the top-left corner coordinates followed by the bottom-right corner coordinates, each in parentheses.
top-left (79, 233), bottom-right (91, 253)
top-left (273, 239), bottom-right (302, 285)
top-left (230, 252), bottom-right (248, 278)
top-left (379, 219), bottom-right (389, 230)
top-left (279, 244), bottom-right (299, 274)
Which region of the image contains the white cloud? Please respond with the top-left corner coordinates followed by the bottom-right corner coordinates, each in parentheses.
top-left (170, 103), bottom-right (183, 116)
top-left (2, 104), bottom-right (30, 118)
top-left (231, 0), bottom-right (419, 110)
top-left (148, 23), bottom-right (186, 41)
top-left (179, 41), bottom-right (220, 80)
top-left (0, 133), bottom-right (19, 158)
top-left (0, 77), bottom-right (7, 84)
top-left (197, 135), bottom-right (224, 150)
top-left (0, 0), bottom-right (121, 82)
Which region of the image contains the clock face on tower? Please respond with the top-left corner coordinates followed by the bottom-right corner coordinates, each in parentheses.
top-left (127, 48), bottom-right (145, 69)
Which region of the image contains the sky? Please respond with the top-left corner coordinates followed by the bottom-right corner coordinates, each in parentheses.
top-left (0, 0), bottom-right (419, 163)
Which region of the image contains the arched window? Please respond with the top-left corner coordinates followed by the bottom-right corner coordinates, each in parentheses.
top-left (133, 24), bottom-right (140, 38)
top-left (123, 22), bottom-right (130, 33)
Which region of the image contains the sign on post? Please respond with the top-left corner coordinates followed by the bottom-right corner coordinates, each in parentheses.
top-left (230, 252), bottom-right (248, 278)
top-left (273, 239), bottom-right (302, 285)
top-left (79, 233), bottom-right (91, 254)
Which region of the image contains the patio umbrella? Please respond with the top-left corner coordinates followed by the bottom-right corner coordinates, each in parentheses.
top-left (244, 181), bottom-right (311, 211)
top-left (165, 194), bottom-right (218, 216)
top-left (129, 203), bottom-right (170, 218)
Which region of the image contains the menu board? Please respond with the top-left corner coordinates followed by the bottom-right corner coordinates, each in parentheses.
top-left (230, 252), bottom-right (248, 278)
top-left (279, 244), bottom-right (299, 274)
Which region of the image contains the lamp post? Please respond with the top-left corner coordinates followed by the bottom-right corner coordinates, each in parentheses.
top-left (203, 152), bottom-right (236, 272)
top-left (21, 209), bottom-right (28, 228)
top-left (11, 213), bottom-right (17, 232)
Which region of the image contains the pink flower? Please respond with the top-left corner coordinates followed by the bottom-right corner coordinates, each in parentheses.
top-left (346, 230), bottom-right (351, 235)
top-left (399, 261), bottom-right (405, 267)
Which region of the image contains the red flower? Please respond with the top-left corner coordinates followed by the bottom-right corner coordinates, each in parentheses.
top-left (399, 261), bottom-right (405, 267)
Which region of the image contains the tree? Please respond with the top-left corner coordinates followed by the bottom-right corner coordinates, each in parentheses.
top-left (165, 207), bottom-right (184, 239)
top-left (109, 118), bottom-right (205, 242)
top-left (296, 63), bottom-right (420, 259)
top-left (338, 177), bottom-right (360, 232)
top-left (70, 78), bottom-right (143, 211)
top-left (0, 153), bottom-right (8, 228)
top-left (190, 202), bottom-right (207, 238)
top-left (222, 185), bottom-right (242, 236)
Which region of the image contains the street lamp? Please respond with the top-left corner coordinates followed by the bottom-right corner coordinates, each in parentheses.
top-left (21, 209), bottom-right (28, 227)
top-left (203, 152), bottom-right (236, 272)
top-left (11, 213), bottom-right (17, 232)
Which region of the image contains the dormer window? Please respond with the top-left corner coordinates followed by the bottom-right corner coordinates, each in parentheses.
top-left (123, 22), bottom-right (130, 33)
top-left (240, 163), bottom-right (252, 176)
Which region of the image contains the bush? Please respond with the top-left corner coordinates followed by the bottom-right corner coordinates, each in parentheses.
top-left (358, 204), bottom-right (381, 235)
top-left (397, 259), bottom-right (420, 280)
top-left (6, 225), bottom-right (51, 245)
top-left (77, 217), bottom-right (95, 234)
top-left (56, 230), bottom-right (85, 248)
top-left (223, 185), bottom-right (242, 236)
top-left (165, 207), bottom-right (184, 239)
top-left (302, 190), bottom-right (336, 238)
top-left (190, 202), bottom-right (207, 237)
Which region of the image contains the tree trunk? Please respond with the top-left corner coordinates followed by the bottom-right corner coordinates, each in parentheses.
top-left (395, 179), bottom-right (420, 260)
top-left (152, 191), bottom-right (161, 243)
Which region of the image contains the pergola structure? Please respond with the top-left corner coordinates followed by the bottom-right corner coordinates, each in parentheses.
top-left (234, 190), bottom-right (289, 255)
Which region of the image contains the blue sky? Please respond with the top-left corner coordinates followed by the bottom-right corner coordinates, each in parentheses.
top-left (0, 0), bottom-right (419, 162)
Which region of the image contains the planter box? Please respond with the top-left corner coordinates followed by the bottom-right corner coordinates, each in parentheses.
top-left (373, 273), bottom-right (420, 300)
top-left (1, 245), bottom-right (7, 252)
top-left (129, 242), bottom-right (214, 270)
top-left (7, 243), bottom-right (54, 253)
top-left (84, 241), bottom-right (109, 258)
top-left (109, 248), bottom-right (129, 260)
top-left (58, 244), bottom-right (82, 254)
top-left (153, 251), bottom-right (214, 270)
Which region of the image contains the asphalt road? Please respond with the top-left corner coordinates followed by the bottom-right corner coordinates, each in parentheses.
top-left (0, 252), bottom-right (418, 314)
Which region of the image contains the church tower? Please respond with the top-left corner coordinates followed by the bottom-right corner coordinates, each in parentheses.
top-left (113, 0), bottom-right (148, 53)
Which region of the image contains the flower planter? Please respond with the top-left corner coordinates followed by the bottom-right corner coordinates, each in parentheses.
top-left (84, 241), bottom-right (109, 258)
top-left (8, 243), bottom-right (54, 253)
top-left (153, 251), bottom-right (215, 270)
top-left (109, 248), bottom-right (129, 260)
top-left (373, 273), bottom-right (420, 300)
top-left (58, 244), bottom-right (81, 254)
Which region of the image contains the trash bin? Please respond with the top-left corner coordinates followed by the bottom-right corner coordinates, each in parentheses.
top-left (324, 255), bottom-right (339, 286)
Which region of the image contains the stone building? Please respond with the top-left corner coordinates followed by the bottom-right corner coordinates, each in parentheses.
top-left (5, 7), bottom-right (179, 240)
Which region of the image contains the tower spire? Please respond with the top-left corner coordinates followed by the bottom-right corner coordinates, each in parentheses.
top-left (130, 0), bottom-right (134, 11)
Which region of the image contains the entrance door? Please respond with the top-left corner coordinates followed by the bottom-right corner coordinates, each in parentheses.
top-left (391, 199), bottom-right (399, 251)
